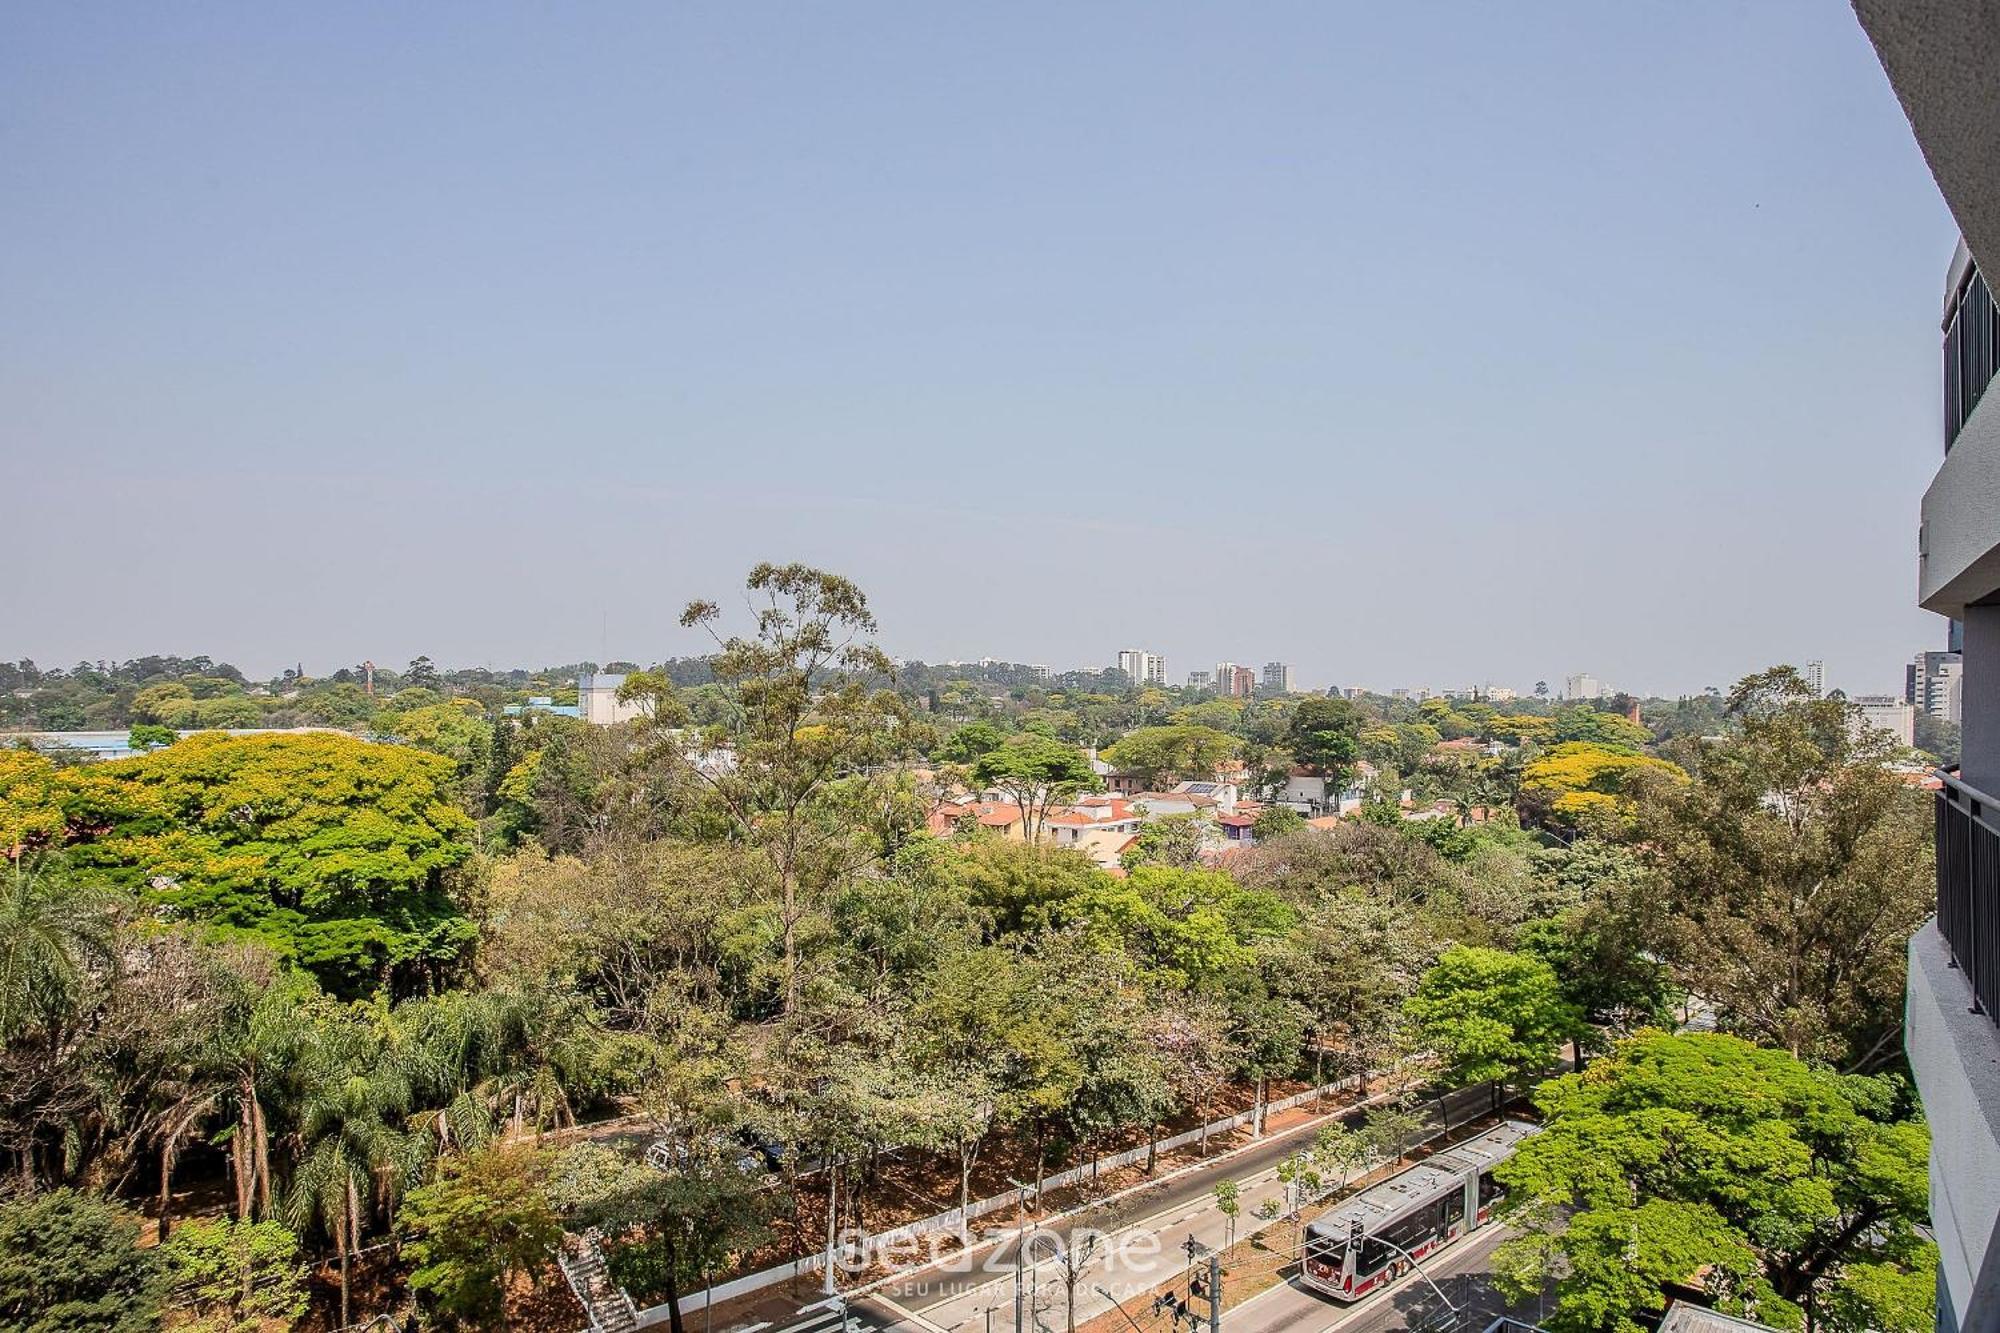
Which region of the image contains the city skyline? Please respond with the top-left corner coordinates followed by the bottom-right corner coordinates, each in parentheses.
top-left (8, 635), bottom-right (1944, 707)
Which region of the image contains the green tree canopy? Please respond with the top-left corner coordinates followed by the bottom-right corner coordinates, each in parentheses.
top-left (397, 1143), bottom-right (563, 1328)
top-left (1402, 945), bottom-right (1578, 1102)
top-left (1636, 666), bottom-right (1934, 1069)
top-left (159, 1217), bottom-right (310, 1333)
top-left (1075, 865), bottom-right (1296, 991)
top-left (1100, 725), bottom-right (1239, 789)
top-left (0, 1188), bottom-right (164, 1333)
top-left (938, 720), bottom-right (1008, 763)
top-left (1286, 696), bottom-right (1361, 785)
top-left (971, 734), bottom-right (1098, 840)
top-left (74, 732), bottom-right (477, 996)
top-left (1495, 1031), bottom-right (1933, 1333)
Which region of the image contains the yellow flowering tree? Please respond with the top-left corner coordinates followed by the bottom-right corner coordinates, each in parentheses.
top-left (1518, 742), bottom-right (1681, 831)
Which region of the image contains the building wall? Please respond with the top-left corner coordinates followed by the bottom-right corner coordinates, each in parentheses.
top-left (1906, 924), bottom-right (2000, 1331)
top-left (1922, 373), bottom-right (2000, 617)
top-left (1852, 694), bottom-right (1918, 748)
top-left (1964, 607), bottom-right (2000, 794)
top-left (1118, 650), bottom-right (1166, 687)
top-left (578, 673), bottom-right (648, 726)
top-left (1851, 14), bottom-right (2000, 1329)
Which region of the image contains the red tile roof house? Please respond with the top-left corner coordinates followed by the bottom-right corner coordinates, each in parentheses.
top-left (924, 800), bottom-right (1026, 838)
top-left (1216, 810), bottom-right (1257, 844)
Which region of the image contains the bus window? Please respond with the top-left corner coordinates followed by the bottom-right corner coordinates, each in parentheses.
top-left (1358, 1198), bottom-right (1449, 1274)
top-left (1441, 1185), bottom-right (1466, 1228)
top-left (1478, 1170), bottom-right (1506, 1208)
top-left (1302, 1230), bottom-right (1349, 1277)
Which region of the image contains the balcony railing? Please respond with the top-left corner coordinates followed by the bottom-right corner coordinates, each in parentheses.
top-left (1937, 772), bottom-right (2000, 1023)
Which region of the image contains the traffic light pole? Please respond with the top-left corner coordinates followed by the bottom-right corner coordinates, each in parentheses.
top-left (1167, 1236), bottom-right (1223, 1333)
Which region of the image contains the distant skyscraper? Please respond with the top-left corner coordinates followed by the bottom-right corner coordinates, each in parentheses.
top-left (1117, 649), bottom-right (1166, 687)
top-left (1804, 660), bottom-right (1825, 696)
top-left (1186, 670), bottom-right (1212, 690)
top-left (1263, 662), bottom-right (1294, 694)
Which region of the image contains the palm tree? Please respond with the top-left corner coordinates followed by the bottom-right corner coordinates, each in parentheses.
top-left (0, 855), bottom-right (118, 1046)
top-left (0, 856), bottom-right (120, 1188)
top-left (222, 969), bottom-right (318, 1220)
top-left (283, 1017), bottom-right (421, 1328)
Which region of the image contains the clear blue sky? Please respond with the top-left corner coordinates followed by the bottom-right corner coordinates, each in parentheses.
top-left (1, 3), bottom-right (1958, 696)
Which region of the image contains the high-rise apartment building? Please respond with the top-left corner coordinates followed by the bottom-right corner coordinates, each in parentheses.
top-left (1852, 11), bottom-right (2000, 1324)
top-left (1909, 649), bottom-right (1965, 725)
top-left (1804, 660), bottom-right (1825, 696)
top-left (1263, 662), bottom-right (1294, 694)
top-left (1214, 662), bottom-right (1256, 698)
top-left (1186, 670), bottom-right (1212, 690)
top-left (1116, 649), bottom-right (1166, 687)
top-left (1564, 672), bottom-right (1605, 701)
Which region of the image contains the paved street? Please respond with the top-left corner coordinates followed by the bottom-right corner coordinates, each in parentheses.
top-left (852, 1084), bottom-right (1507, 1333)
top-left (1220, 1220), bottom-right (1556, 1333)
top-left (753, 1299), bottom-right (895, 1333)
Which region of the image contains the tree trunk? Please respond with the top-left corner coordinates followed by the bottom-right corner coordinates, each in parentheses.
top-left (345, 1177), bottom-right (362, 1326)
top-left (781, 865), bottom-right (799, 1017)
top-left (1146, 1123), bottom-right (1159, 1175)
top-left (157, 1139), bottom-right (174, 1242)
top-left (1034, 1122), bottom-right (1049, 1196)
top-left (248, 1085), bottom-right (272, 1219)
top-left (336, 1206), bottom-right (351, 1329)
top-left (663, 1232), bottom-right (686, 1333)
top-left (1254, 1076), bottom-right (1268, 1137)
top-left (231, 1119), bottom-right (251, 1221)
top-left (824, 1164), bottom-right (840, 1281)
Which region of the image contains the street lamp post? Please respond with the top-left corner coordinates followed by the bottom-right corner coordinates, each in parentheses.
top-left (1010, 1180), bottom-right (1032, 1333)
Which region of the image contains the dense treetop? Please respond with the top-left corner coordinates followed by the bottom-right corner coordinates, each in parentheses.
top-left (0, 576), bottom-right (1939, 1331)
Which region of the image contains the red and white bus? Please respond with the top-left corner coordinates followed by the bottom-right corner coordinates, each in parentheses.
top-left (1299, 1119), bottom-right (1539, 1304)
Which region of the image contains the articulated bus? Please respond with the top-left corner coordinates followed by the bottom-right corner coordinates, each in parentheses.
top-left (1299, 1119), bottom-right (1539, 1303)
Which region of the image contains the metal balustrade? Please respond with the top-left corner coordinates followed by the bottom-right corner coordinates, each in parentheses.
top-left (1937, 773), bottom-right (2000, 1025)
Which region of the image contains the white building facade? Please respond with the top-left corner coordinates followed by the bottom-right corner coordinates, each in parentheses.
top-left (1117, 649), bottom-right (1166, 687)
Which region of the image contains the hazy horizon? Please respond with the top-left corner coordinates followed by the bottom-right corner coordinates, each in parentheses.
top-left (2, 4), bottom-right (1957, 699)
